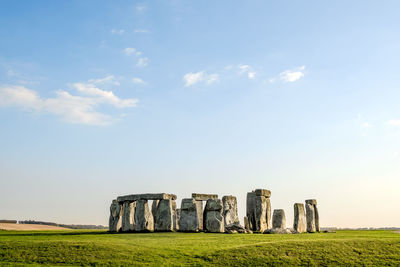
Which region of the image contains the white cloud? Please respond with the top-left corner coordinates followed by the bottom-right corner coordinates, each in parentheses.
top-left (132, 77), bottom-right (146, 84)
top-left (88, 75), bottom-right (120, 86)
top-left (0, 82), bottom-right (138, 126)
top-left (136, 57), bottom-right (149, 67)
top-left (279, 66), bottom-right (306, 82)
top-left (237, 64), bottom-right (256, 80)
top-left (111, 29), bottom-right (125, 35)
top-left (388, 120), bottom-right (400, 126)
top-left (362, 122), bottom-right (372, 128)
top-left (123, 47), bottom-right (142, 56)
top-left (183, 71), bottom-right (219, 87)
top-left (134, 29), bottom-right (149, 33)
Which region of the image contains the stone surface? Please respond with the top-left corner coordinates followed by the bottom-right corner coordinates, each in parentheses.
top-left (121, 201), bottom-right (135, 232)
top-left (225, 223), bottom-right (248, 234)
top-left (192, 193), bottom-right (218, 201)
top-left (204, 199), bottom-right (224, 233)
top-left (154, 199), bottom-right (175, 231)
top-left (266, 197), bottom-right (272, 229)
top-left (134, 199), bottom-right (154, 232)
top-left (254, 195), bottom-right (268, 232)
top-left (255, 189), bottom-right (271, 198)
top-left (272, 209), bottom-right (286, 229)
top-left (109, 200), bottom-right (122, 232)
top-left (305, 199), bottom-right (317, 205)
top-left (222, 196), bottom-right (239, 226)
top-left (179, 198), bottom-right (200, 232)
top-left (293, 203), bottom-right (306, 233)
top-left (117, 193), bottom-right (177, 203)
top-left (264, 228), bottom-right (292, 234)
top-left (244, 216), bottom-right (250, 231)
top-left (314, 205), bottom-right (320, 232)
top-left (246, 192), bottom-right (256, 231)
top-left (306, 203), bottom-right (316, 233)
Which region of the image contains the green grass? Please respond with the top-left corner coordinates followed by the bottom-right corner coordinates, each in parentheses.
top-left (0, 230), bottom-right (399, 266)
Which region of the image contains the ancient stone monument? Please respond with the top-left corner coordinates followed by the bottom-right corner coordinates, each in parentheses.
top-left (272, 209), bottom-right (286, 229)
top-left (109, 193), bottom-right (176, 233)
top-left (246, 189), bottom-right (271, 232)
top-left (305, 199), bottom-right (320, 233)
top-left (293, 203), bottom-right (306, 233)
top-left (109, 191), bottom-right (320, 235)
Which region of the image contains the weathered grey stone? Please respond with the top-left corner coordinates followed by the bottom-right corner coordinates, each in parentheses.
top-left (109, 200), bottom-right (122, 232)
top-left (174, 208), bottom-right (180, 231)
top-left (121, 201), bottom-right (136, 232)
top-left (222, 196), bottom-right (239, 226)
top-left (134, 199), bottom-right (154, 232)
top-left (192, 193), bottom-right (218, 201)
top-left (195, 200), bottom-right (204, 231)
top-left (255, 189), bottom-right (271, 198)
top-left (266, 197), bottom-right (272, 229)
top-left (305, 199), bottom-right (317, 205)
top-left (225, 223), bottom-right (247, 234)
top-left (255, 195), bottom-right (268, 232)
top-left (204, 199), bottom-right (224, 233)
top-left (314, 205), bottom-right (320, 232)
top-left (272, 209), bottom-right (286, 229)
top-left (306, 203), bottom-right (316, 233)
top-left (154, 199), bottom-right (175, 232)
top-left (246, 192), bottom-right (256, 231)
top-left (179, 198), bottom-right (200, 232)
top-left (117, 193), bottom-right (177, 203)
top-left (293, 203), bottom-right (306, 233)
top-left (152, 200), bottom-right (159, 216)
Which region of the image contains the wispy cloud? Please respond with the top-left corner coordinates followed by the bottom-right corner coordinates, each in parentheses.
top-left (134, 29), bottom-right (149, 33)
top-left (273, 65), bottom-right (306, 83)
top-left (183, 71), bottom-right (219, 87)
top-left (123, 47), bottom-right (142, 56)
top-left (0, 78), bottom-right (138, 125)
top-left (88, 75), bottom-right (120, 86)
top-left (111, 29), bottom-right (125, 35)
top-left (136, 57), bottom-right (149, 67)
top-left (132, 77), bottom-right (146, 84)
top-left (238, 64), bottom-right (256, 79)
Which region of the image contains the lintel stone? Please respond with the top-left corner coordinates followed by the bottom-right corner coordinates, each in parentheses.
top-left (191, 193), bottom-right (218, 201)
top-left (255, 189), bottom-right (271, 198)
top-left (117, 193), bottom-right (177, 203)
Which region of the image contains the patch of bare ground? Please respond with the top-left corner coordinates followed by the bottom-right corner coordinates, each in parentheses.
top-left (0, 223), bottom-right (71, 231)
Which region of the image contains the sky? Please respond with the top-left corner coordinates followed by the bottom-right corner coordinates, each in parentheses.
top-left (1, 0), bottom-right (400, 228)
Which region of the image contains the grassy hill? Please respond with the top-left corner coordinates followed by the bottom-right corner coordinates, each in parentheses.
top-left (0, 230), bottom-right (399, 265)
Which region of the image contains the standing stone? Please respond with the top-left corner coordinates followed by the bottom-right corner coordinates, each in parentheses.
top-left (179, 198), bottom-right (200, 232)
top-left (174, 208), bottom-right (180, 231)
top-left (246, 192), bottom-right (256, 231)
top-left (314, 205), bottom-right (320, 232)
top-left (222, 196), bottom-right (239, 226)
top-left (134, 199), bottom-right (154, 232)
top-left (254, 196), bottom-right (268, 232)
top-left (204, 199), bottom-right (224, 233)
top-left (151, 200), bottom-right (160, 226)
top-left (293, 203), bottom-right (306, 233)
top-left (121, 201), bottom-right (136, 232)
top-left (272, 209), bottom-right (286, 229)
top-left (154, 199), bottom-right (175, 232)
top-left (109, 200), bottom-right (122, 232)
top-left (195, 200), bottom-right (204, 231)
top-left (244, 216), bottom-right (250, 231)
top-left (306, 202), bottom-right (316, 233)
top-left (266, 197), bottom-right (272, 229)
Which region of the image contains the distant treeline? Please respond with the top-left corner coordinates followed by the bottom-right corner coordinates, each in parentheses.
top-left (0, 220), bottom-right (17, 224)
top-left (18, 220), bottom-right (107, 229)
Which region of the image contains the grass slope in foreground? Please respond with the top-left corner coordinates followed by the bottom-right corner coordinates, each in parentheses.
top-left (0, 230), bottom-right (400, 266)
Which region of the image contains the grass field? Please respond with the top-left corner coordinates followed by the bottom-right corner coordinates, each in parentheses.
top-left (0, 230), bottom-right (399, 266)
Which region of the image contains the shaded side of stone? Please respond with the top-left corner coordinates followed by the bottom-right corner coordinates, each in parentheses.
top-left (192, 193), bottom-right (218, 201)
top-left (204, 199), bottom-right (224, 233)
top-left (272, 209), bottom-right (286, 229)
top-left (246, 192), bottom-right (256, 231)
top-left (121, 201), bottom-right (136, 232)
top-left (179, 198), bottom-right (200, 232)
top-left (254, 195), bottom-right (268, 232)
top-left (293, 203), bottom-right (306, 233)
top-left (154, 199), bottom-right (174, 232)
top-left (117, 193), bottom-right (177, 203)
top-left (255, 189), bottom-right (271, 198)
top-left (134, 199), bottom-right (154, 232)
top-left (306, 203), bottom-right (316, 233)
top-left (109, 200), bottom-right (122, 232)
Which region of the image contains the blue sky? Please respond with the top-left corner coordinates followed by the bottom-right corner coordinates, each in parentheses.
top-left (1, 1), bottom-right (400, 227)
